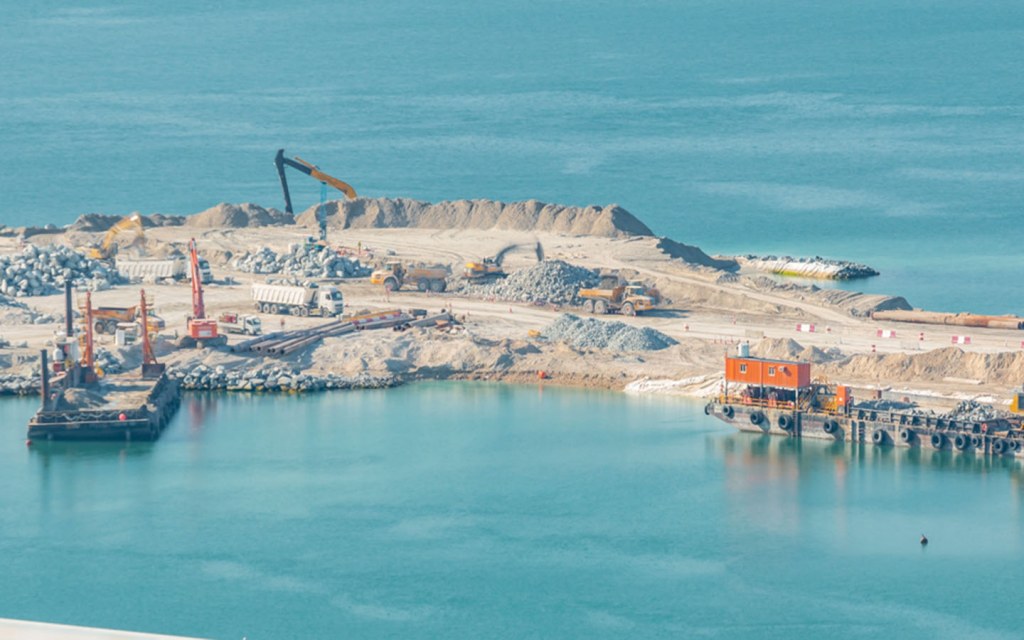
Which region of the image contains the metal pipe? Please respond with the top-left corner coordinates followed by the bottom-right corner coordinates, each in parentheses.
top-left (64, 281), bottom-right (73, 337)
top-left (40, 349), bottom-right (49, 410)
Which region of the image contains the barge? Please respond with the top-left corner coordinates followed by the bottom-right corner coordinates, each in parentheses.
top-left (706, 345), bottom-right (1024, 457)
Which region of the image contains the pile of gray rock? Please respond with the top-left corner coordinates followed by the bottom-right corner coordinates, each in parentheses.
top-left (0, 245), bottom-right (120, 297)
top-left (457, 260), bottom-right (600, 305)
top-left (942, 399), bottom-right (1013, 422)
top-left (169, 363), bottom-right (396, 393)
top-left (543, 313), bottom-right (677, 351)
top-left (231, 244), bottom-right (371, 279)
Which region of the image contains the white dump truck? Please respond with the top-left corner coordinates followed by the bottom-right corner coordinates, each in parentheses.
top-left (217, 312), bottom-right (262, 335)
top-left (251, 283), bottom-right (343, 317)
top-left (116, 257), bottom-right (187, 282)
top-left (116, 257), bottom-right (213, 283)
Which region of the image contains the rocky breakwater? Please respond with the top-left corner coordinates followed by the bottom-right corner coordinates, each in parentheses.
top-left (169, 364), bottom-right (396, 393)
top-left (232, 244), bottom-right (371, 279)
top-left (739, 255), bottom-right (879, 280)
top-left (456, 260), bottom-right (600, 305)
top-left (0, 244), bottom-right (120, 297)
top-left (0, 373), bottom-right (38, 396)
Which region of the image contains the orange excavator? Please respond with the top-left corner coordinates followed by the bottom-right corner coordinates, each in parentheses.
top-left (274, 149), bottom-right (357, 244)
top-left (184, 238), bottom-right (220, 347)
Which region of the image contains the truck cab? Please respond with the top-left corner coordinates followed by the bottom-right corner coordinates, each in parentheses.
top-left (317, 286), bottom-right (344, 315)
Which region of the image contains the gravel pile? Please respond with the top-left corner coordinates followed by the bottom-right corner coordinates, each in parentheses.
top-left (457, 260), bottom-right (599, 304)
top-left (0, 245), bottom-right (120, 297)
top-left (169, 364), bottom-right (396, 393)
top-left (543, 313), bottom-right (677, 351)
top-left (941, 399), bottom-right (1014, 422)
top-left (232, 244), bottom-right (371, 278)
top-left (0, 293), bottom-right (63, 325)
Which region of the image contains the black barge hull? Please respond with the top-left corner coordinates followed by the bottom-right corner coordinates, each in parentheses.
top-left (706, 401), bottom-right (1024, 457)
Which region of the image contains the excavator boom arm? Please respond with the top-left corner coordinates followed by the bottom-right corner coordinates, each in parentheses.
top-left (274, 149), bottom-right (357, 214)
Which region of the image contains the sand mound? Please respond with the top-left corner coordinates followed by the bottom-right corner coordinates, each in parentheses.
top-left (186, 203), bottom-right (294, 229)
top-left (657, 237), bottom-right (738, 271)
top-left (68, 213), bottom-right (186, 232)
top-left (296, 198), bottom-right (654, 238)
top-left (821, 347), bottom-right (1024, 387)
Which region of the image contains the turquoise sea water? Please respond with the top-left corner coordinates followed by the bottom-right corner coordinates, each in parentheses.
top-left (1, 2), bottom-right (1022, 313)
top-left (2, 383), bottom-right (1024, 639)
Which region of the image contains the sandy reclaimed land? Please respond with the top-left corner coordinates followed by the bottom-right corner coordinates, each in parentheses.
top-left (2, 213), bottom-right (1023, 411)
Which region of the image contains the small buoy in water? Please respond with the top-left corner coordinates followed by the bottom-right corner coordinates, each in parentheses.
top-left (920, 534), bottom-right (928, 545)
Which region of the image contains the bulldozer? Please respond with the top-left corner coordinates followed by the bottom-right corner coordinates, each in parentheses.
top-left (578, 274), bottom-right (660, 316)
top-left (464, 241), bottom-right (544, 281)
top-left (85, 213), bottom-right (145, 261)
top-left (370, 261), bottom-right (449, 292)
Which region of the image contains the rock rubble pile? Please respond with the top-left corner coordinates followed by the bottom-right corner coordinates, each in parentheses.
top-left (457, 260), bottom-right (599, 305)
top-left (0, 373), bottom-right (37, 396)
top-left (169, 364), bottom-right (396, 393)
top-left (942, 399), bottom-right (1014, 423)
top-left (0, 245), bottom-right (120, 297)
top-left (231, 244), bottom-right (371, 278)
top-left (543, 313), bottom-right (677, 351)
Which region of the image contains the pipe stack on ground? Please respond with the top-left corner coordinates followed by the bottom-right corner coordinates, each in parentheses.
top-left (872, 310), bottom-right (1024, 330)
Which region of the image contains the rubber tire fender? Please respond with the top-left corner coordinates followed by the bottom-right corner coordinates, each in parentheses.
top-left (823, 420), bottom-right (838, 435)
top-left (749, 412), bottom-right (764, 426)
top-left (778, 414), bottom-right (793, 431)
top-left (872, 430), bottom-right (886, 445)
top-left (954, 433), bottom-right (970, 451)
top-left (971, 435), bottom-right (984, 449)
top-left (930, 432), bottom-right (945, 449)
top-left (703, 404), bottom-right (712, 416)
top-left (900, 429), bottom-right (914, 444)
top-left (723, 405), bottom-right (735, 419)
top-left (993, 439), bottom-right (1009, 455)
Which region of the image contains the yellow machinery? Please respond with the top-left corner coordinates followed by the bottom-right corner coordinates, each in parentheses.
top-left (274, 149), bottom-right (356, 244)
top-left (370, 261), bottom-right (448, 292)
top-left (578, 275), bottom-right (660, 316)
top-left (464, 242), bottom-right (544, 281)
top-left (1012, 389), bottom-right (1023, 415)
top-left (86, 213), bottom-right (144, 260)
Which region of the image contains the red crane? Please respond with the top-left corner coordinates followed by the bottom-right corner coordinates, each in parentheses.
top-left (187, 238), bottom-right (219, 342)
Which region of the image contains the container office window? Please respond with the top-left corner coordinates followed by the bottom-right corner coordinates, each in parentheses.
top-left (768, 367), bottom-right (776, 376)
top-left (739, 364), bottom-right (747, 373)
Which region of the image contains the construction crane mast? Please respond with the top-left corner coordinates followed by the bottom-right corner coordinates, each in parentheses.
top-left (274, 149), bottom-right (357, 243)
top-left (186, 238), bottom-right (218, 343)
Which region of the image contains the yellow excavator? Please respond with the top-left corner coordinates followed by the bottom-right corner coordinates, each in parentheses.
top-left (86, 213), bottom-right (145, 260)
top-left (274, 149), bottom-right (357, 244)
top-left (464, 242), bottom-right (544, 281)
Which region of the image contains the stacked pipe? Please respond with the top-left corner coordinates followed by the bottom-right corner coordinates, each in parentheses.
top-left (872, 310), bottom-right (1024, 330)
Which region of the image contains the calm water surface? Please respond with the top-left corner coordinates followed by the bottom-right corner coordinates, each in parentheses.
top-left (0, 383), bottom-right (1021, 639)
top-left (1, 2), bottom-right (1022, 312)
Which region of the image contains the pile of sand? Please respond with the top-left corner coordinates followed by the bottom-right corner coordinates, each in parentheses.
top-left (185, 203), bottom-right (293, 229)
top-left (68, 212), bottom-right (185, 232)
top-left (750, 338), bottom-right (843, 364)
top-left (296, 198), bottom-right (654, 238)
top-left (820, 347), bottom-right (1024, 387)
top-left (657, 237), bottom-right (738, 271)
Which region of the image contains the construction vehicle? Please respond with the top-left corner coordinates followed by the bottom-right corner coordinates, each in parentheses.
top-left (90, 305), bottom-right (166, 335)
top-left (138, 288), bottom-right (165, 378)
top-left (86, 213), bottom-right (145, 261)
top-left (251, 282), bottom-right (343, 317)
top-left (370, 261), bottom-right (448, 292)
top-left (217, 312), bottom-right (262, 335)
top-left (464, 241), bottom-right (544, 281)
top-left (579, 275), bottom-right (660, 316)
top-left (274, 149), bottom-right (357, 244)
top-left (185, 238), bottom-right (221, 345)
top-left (116, 257), bottom-right (187, 282)
top-left (1013, 387), bottom-right (1023, 415)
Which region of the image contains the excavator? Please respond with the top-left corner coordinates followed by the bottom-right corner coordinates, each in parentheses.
top-left (86, 213), bottom-right (145, 260)
top-left (182, 238), bottom-right (222, 347)
top-left (274, 149), bottom-right (357, 244)
top-left (464, 241), bottom-right (544, 281)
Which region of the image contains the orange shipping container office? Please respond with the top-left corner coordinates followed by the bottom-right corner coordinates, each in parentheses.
top-left (725, 357), bottom-right (811, 390)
